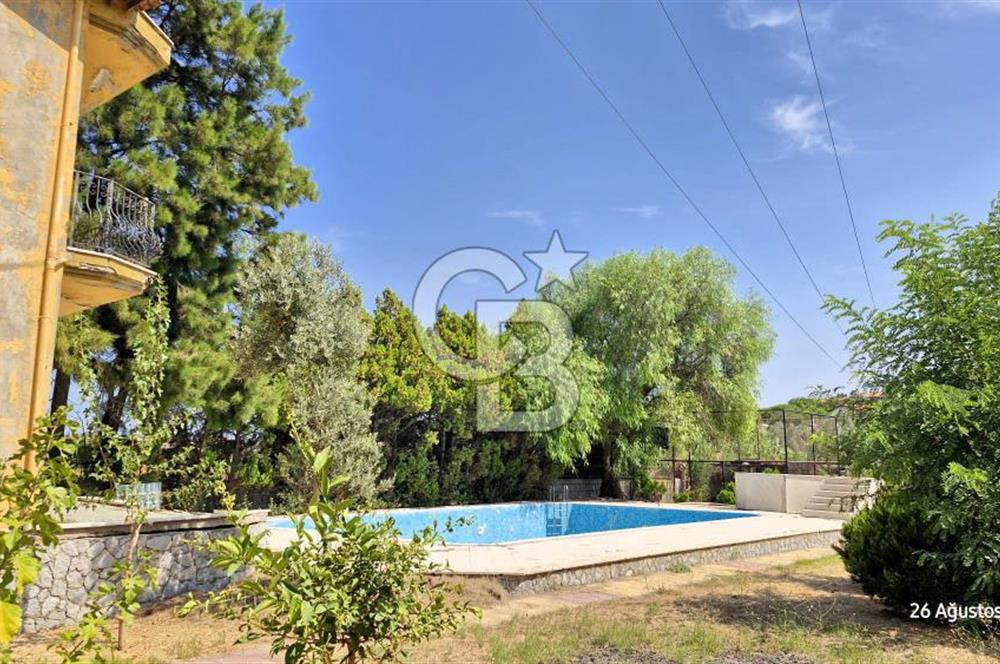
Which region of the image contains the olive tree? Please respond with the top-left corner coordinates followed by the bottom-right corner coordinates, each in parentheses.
top-left (234, 233), bottom-right (384, 504)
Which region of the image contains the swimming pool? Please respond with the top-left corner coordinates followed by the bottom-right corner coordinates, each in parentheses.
top-left (269, 502), bottom-right (755, 545)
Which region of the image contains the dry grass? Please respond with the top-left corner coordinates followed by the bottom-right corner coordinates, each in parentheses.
top-left (12, 555), bottom-right (999, 663)
top-left (408, 554), bottom-right (1000, 664)
top-left (11, 596), bottom-right (242, 664)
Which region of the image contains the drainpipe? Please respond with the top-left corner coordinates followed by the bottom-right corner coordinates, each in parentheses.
top-left (24, 0), bottom-right (87, 472)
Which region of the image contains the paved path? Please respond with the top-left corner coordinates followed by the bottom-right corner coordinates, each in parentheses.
top-left (182, 547), bottom-right (835, 663)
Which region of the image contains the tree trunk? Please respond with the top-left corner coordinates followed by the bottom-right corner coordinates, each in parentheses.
top-left (600, 443), bottom-right (622, 499)
top-left (50, 364), bottom-right (71, 417)
top-left (117, 519), bottom-right (144, 651)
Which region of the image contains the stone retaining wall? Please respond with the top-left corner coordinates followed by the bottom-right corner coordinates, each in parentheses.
top-left (21, 511), bottom-right (266, 633)
top-left (496, 530), bottom-right (842, 594)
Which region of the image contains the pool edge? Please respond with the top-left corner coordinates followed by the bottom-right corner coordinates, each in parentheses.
top-left (434, 528), bottom-right (842, 595)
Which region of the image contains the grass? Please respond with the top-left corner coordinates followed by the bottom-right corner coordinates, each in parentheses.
top-left (407, 553), bottom-right (1000, 664)
top-left (16, 553), bottom-right (1000, 663)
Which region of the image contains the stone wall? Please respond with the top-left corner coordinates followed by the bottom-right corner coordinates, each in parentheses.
top-left (497, 530), bottom-right (842, 594)
top-left (21, 511), bottom-right (266, 633)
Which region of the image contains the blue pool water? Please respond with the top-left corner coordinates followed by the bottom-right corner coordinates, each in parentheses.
top-left (269, 502), bottom-right (754, 545)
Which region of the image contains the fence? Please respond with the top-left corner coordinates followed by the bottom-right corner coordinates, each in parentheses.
top-left (654, 408), bottom-right (850, 501)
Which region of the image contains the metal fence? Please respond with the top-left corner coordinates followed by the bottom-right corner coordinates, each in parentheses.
top-left (653, 408), bottom-right (850, 500)
top-left (70, 170), bottom-right (162, 266)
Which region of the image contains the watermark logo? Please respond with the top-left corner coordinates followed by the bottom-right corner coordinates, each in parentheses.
top-left (412, 231), bottom-right (587, 433)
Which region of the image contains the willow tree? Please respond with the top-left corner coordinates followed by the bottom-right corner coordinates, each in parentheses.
top-left (549, 248), bottom-right (774, 495)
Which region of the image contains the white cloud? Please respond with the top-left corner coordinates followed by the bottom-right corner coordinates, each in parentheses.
top-left (843, 24), bottom-right (888, 50)
top-left (615, 205), bottom-right (661, 219)
top-left (785, 49), bottom-right (813, 77)
top-left (725, 0), bottom-right (798, 29)
top-left (488, 209), bottom-right (544, 225)
top-left (724, 0), bottom-right (835, 31)
top-left (939, 0), bottom-right (1000, 14)
top-left (769, 96), bottom-right (832, 152)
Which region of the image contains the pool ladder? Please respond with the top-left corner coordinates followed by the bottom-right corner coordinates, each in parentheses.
top-left (546, 485), bottom-right (570, 536)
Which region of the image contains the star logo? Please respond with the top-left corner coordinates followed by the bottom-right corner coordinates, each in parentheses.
top-left (523, 230), bottom-right (588, 292)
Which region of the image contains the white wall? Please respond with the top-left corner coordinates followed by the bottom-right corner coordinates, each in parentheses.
top-left (735, 472), bottom-right (825, 514)
top-left (735, 472), bottom-right (785, 512)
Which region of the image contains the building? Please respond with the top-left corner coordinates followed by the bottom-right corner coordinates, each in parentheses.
top-left (0, 0), bottom-right (171, 466)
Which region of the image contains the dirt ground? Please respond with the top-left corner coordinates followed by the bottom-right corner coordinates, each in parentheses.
top-left (11, 553), bottom-right (999, 664)
top-left (10, 577), bottom-right (508, 664)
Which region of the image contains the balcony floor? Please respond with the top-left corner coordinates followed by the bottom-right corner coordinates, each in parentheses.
top-left (60, 246), bottom-right (155, 316)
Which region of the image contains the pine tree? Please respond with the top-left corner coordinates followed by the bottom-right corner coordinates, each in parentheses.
top-left (64, 1), bottom-right (315, 435)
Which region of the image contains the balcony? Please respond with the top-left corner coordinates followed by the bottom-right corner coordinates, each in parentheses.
top-left (81, 2), bottom-right (173, 115)
top-left (61, 171), bottom-right (162, 316)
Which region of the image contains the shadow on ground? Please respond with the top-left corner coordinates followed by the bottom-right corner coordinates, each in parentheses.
top-left (672, 570), bottom-right (1000, 660)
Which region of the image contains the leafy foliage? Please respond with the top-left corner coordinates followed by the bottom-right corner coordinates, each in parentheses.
top-left (66, 0), bottom-right (315, 500)
top-left (715, 481), bottom-right (736, 504)
top-left (56, 282), bottom-right (209, 655)
top-left (830, 197), bottom-right (1000, 622)
top-left (548, 248), bottom-right (774, 494)
top-left (188, 437), bottom-right (476, 664)
top-left (837, 491), bottom-right (964, 611)
top-left (360, 291), bottom-right (605, 506)
top-left (234, 234), bottom-right (383, 505)
top-left (0, 412), bottom-right (80, 660)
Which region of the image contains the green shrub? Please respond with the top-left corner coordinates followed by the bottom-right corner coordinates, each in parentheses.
top-left (390, 441), bottom-right (440, 507)
top-left (633, 473), bottom-right (665, 502)
top-left (189, 437), bottom-right (477, 663)
top-left (836, 492), bottom-right (967, 612)
top-left (0, 411), bottom-right (79, 655)
top-left (715, 481), bottom-right (736, 504)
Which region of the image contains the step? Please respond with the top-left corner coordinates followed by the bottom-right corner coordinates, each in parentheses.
top-left (810, 495), bottom-right (857, 505)
top-left (813, 489), bottom-right (856, 497)
top-left (801, 508), bottom-right (852, 520)
top-left (820, 479), bottom-right (872, 489)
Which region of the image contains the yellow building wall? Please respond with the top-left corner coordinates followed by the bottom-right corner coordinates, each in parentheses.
top-left (0, 0), bottom-right (84, 460)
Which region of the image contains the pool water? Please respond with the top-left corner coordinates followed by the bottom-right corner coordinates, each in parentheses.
top-left (270, 502), bottom-right (754, 545)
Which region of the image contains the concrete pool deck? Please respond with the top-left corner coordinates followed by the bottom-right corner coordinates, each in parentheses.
top-left (265, 502), bottom-right (843, 594)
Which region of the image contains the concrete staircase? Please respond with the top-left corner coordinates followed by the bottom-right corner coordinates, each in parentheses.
top-left (801, 477), bottom-right (878, 520)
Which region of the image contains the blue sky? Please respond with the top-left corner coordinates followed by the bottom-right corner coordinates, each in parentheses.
top-left (269, 0), bottom-right (1000, 406)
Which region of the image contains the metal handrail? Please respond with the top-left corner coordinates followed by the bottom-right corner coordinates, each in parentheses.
top-left (69, 170), bottom-right (162, 266)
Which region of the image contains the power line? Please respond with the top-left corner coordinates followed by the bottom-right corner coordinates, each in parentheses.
top-left (796, 0), bottom-right (876, 309)
top-left (656, 1), bottom-right (831, 313)
top-left (524, 0), bottom-right (839, 366)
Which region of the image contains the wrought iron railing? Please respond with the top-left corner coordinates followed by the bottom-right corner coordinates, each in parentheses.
top-left (70, 170), bottom-right (162, 266)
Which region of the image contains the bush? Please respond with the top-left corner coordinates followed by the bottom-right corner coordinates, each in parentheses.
top-left (715, 481), bottom-right (736, 504)
top-left (388, 441), bottom-right (440, 507)
top-left (673, 486), bottom-right (707, 503)
top-left (633, 473), bottom-right (665, 502)
top-left (836, 492), bottom-right (967, 613)
top-left (0, 411), bottom-right (79, 654)
top-left (189, 437), bottom-right (476, 663)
